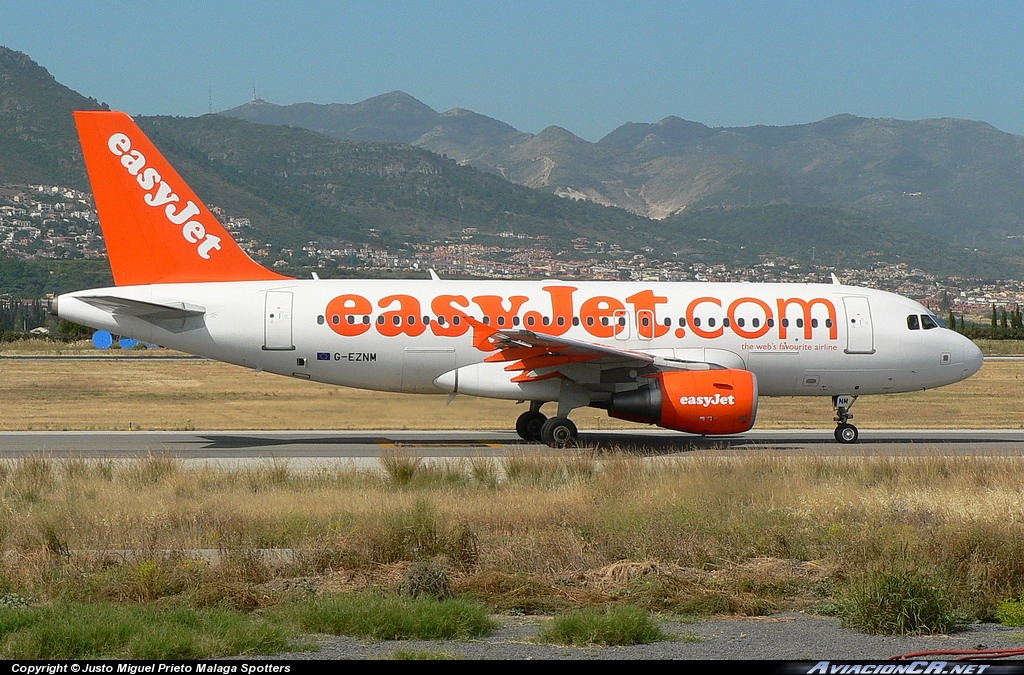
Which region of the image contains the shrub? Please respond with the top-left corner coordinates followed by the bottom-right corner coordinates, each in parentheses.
top-left (398, 559), bottom-right (452, 600)
top-left (837, 568), bottom-right (966, 636)
top-left (536, 605), bottom-right (670, 646)
top-left (995, 599), bottom-right (1024, 627)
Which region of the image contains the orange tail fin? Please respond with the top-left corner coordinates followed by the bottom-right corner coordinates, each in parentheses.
top-left (74, 111), bottom-right (290, 285)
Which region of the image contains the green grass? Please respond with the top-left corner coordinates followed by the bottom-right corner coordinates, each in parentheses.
top-left (275, 591), bottom-right (499, 640)
top-left (0, 603), bottom-right (299, 659)
top-left (535, 605), bottom-right (671, 646)
top-left (836, 568), bottom-right (967, 636)
top-left (0, 594), bottom-right (499, 658)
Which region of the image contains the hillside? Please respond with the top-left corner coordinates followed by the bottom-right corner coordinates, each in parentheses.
top-left (0, 47), bottom-right (654, 256)
top-left (0, 48), bottom-right (103, 188)
top-left (136, 115), bottom-right (655, 252)
top-left (222, 95), bottom-right (1024, 252)
top-left (1, 45), bottom-right (1022, 283)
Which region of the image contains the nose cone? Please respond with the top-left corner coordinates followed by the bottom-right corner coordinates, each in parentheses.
top-left (961, 336), bottom-right (984, 378)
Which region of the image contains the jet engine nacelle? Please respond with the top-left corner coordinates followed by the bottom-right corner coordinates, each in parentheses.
top-left (608, 369), bottom-right (758, 435)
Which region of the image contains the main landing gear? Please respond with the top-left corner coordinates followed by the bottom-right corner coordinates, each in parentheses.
top-left (833, 394), bottom-right (859, 443)
top-left (515, 403), bottom-right (579, 448)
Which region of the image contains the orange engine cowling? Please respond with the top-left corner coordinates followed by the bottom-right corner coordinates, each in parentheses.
top-left (608, 369), bottom-right (758, 435)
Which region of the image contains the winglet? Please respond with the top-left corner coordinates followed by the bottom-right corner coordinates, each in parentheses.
top-left (74, 111), bottom-right (290, 286)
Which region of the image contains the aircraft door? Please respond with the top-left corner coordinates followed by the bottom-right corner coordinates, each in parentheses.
top-left (264, 290), bottom-right (294, 351)
top-left (842, 296), bottom-right (874, 354)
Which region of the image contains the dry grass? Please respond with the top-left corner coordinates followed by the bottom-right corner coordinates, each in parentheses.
top-left (3, 341), bottom-right (1023, 627)
top-left (1, 339), bottom-right (1020, 430)
top-left (2, 452), bottom-right (1024, 621)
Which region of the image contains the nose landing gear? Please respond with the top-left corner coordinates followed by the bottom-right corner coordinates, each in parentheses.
top-left (833, 394), bottom-right (859, 443)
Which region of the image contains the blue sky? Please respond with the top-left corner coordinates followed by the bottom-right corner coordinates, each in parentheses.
top-left (4, 1), bottom-right (1023, 141)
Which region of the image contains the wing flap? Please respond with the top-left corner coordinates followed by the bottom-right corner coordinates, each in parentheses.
top-left (479, 327), bottom-right (716, 384)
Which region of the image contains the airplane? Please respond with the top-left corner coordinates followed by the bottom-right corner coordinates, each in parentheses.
top-left (51, 110), bottom-right (985, 447)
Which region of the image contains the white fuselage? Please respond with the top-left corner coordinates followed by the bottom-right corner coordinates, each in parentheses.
top-left (57, 278), bottom-right (984, 405)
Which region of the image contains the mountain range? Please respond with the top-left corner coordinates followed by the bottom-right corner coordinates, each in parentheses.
top-left (2, 45), bottom-right (1023, 281)
top-left (222, 92), bottom-right (1024, 253)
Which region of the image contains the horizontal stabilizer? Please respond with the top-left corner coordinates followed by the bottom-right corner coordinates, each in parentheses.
top-left (78, 295), bottom-right (206, 333)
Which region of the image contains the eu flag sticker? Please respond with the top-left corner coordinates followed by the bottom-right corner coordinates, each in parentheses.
top-left (316, 352), bottom-right (331, 361)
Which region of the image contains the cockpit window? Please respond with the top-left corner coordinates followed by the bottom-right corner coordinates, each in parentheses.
top-left (921, 314), bottom-right (939, 330)
top-left (907, 315), bottom-right (920, 330)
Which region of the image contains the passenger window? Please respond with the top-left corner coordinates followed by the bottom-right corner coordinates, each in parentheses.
top-left (921, 314), bottom-right (938, 330)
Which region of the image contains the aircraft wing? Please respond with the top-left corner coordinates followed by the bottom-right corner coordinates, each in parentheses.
top-left (76, 295), bottom-right (206, 333)
top-left (481, 327), bottom-right (714, 384)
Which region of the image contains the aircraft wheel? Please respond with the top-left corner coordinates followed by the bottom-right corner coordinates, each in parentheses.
top-left (834, 423), bottom-right (859, 444)
top-left (515, 410), bottom-right (547, 442)
top-left (540, 417), bottom-right (578, 448)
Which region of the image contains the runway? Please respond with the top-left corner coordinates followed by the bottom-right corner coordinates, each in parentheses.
top-left (1, 429), bottom-right (1022, 468)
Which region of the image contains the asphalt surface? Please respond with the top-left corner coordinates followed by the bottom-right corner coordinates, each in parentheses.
top-left (1, 429), bottom-right (1023, 464)
top-left (235, 612), bottom-right (1024, 661)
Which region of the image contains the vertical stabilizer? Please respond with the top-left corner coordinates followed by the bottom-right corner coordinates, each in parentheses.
top-left (74, 111), bottom-right (290, 285)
